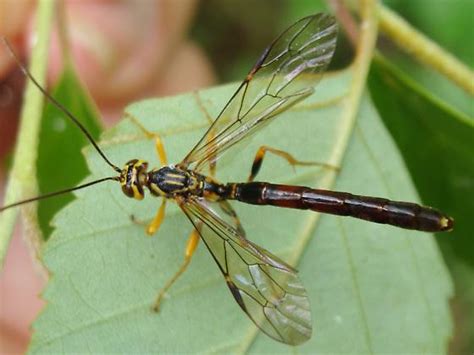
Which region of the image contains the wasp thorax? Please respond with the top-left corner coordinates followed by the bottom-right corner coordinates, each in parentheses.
top-left (119, 159), bottom-right (149, 200)
top-left (148, 165), bottom-right (195, 196)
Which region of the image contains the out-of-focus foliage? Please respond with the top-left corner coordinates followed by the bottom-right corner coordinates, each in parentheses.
top-left (369, 57), bottom-right (473, 267)
top-left (368, 57), bottom-right (474, 352)
top-left (191, 0), bottom-right (336, 81)
top-left (382, 0), bottom-right (473, 116)
top-left (37, 65), bottom-right (102, 239)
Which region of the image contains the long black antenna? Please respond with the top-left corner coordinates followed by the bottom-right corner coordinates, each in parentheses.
top-left (0, 177), bottom-right (118, 212)
top-left (1, 37), bottom-right (122, 173)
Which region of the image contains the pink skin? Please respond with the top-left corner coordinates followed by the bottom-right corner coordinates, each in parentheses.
top-left (0, 1), bottom-right (216, 353)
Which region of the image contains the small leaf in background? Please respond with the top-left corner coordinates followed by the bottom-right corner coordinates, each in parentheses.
top-left (384, 0), bottom-right (473, 64)
top-left (382, 0), bottom-right (473, 117)
top-left (29, 69), bottom-right (452, 353)
top-left (369, 57), bottom-right (474, 265)
top-left (368, 56), bottom-right (474, 353)
top-left (37, 64), bottom-right (102, 239)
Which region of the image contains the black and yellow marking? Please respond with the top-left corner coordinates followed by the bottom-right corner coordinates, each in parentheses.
top-left (148, 166), bottom-right (201, 196)
top-left (120, 159), bottom-right (148, 200)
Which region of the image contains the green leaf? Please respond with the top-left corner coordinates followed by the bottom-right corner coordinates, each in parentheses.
top-left (379, 1), bottom-right (473, 116)
top-left (369, 57), bottom-right (474, 264)
top-left (30, 68), bottom-right (452, 353)
top-left (37, 64), bottom-right (103, 239)
top-left (368, 56), bottom-right (474, 352)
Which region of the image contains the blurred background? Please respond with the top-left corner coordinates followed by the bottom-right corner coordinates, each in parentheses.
top-left (0, 0), bottom-right (472, 353)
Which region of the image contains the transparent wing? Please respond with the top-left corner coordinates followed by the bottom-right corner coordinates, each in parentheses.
top-left (180, 13), bottom-right (337, 172)
top-left (180, 198), bottom-right (312, 345)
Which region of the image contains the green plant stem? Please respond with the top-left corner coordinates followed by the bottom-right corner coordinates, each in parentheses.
top-left (0, 0), bottom-right (55, 269)
top-left (378, 4), bottom-right (474, 96)
top-left (330, 0), bottom-right (379, 169)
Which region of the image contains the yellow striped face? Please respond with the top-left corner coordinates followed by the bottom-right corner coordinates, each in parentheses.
top-left (120, 159), bottom-right (148, 200)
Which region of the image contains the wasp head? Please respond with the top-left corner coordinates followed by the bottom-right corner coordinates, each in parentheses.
top-left (119, 159), bottom-right (149, 200)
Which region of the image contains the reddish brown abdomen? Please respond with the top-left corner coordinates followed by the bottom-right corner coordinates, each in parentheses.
top-left (231, 182), bottom-right (453, 232)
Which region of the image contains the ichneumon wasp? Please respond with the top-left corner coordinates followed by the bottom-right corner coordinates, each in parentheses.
top-left (1, 13), bottom-right (453, 345)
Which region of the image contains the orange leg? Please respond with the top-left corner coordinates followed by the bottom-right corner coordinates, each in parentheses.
top-left (248, 145), bottom-right (339, 182)
top-left (150, 94), bottom-right (219, 311)
top-left (153, 225), bottom-right (201, 312)
top-left (146, 199), bottom-right (167, 236)
top-left (153, 135), bottom-right (168, 167)
top-left (126, 113), bottom-right (168, 166)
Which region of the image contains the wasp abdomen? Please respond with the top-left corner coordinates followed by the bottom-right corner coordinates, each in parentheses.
top-left (233, 182), bottom-right (453, 232)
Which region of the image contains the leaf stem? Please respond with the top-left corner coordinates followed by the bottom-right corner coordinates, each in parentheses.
top-left (378, 4), bottom-right (474, 95)
top-left (0, 0), bottom-right (55, 269)
top-left (329, 0), bottom-right (379, 170)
